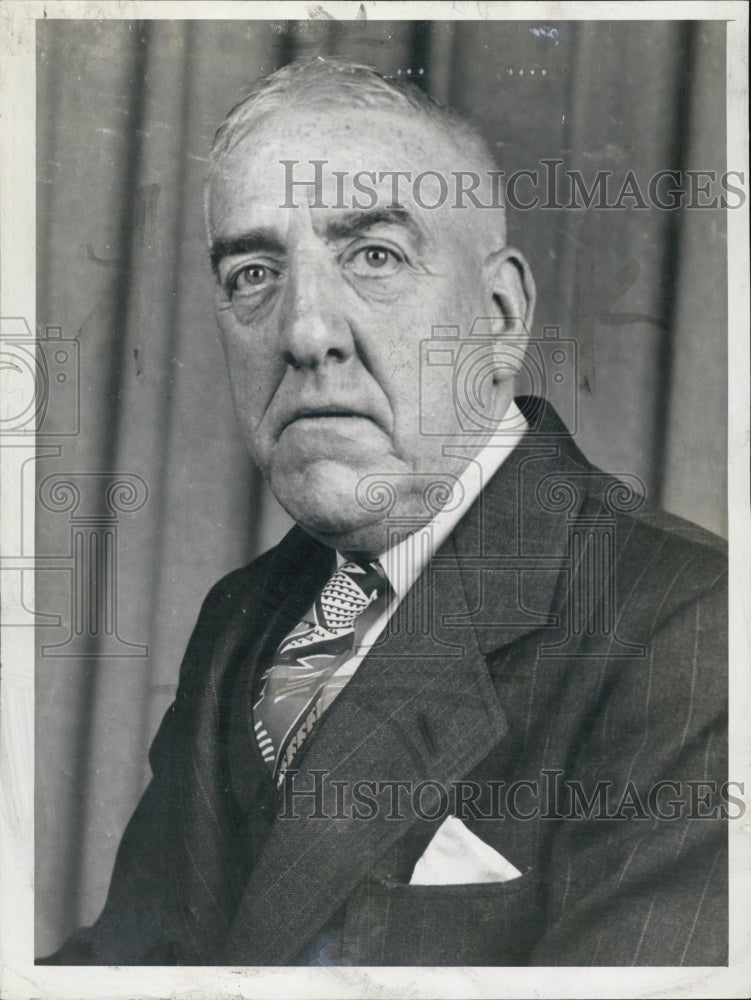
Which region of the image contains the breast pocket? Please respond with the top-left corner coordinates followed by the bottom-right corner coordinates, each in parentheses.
top-left (340, 869), bottom-right (543, 966)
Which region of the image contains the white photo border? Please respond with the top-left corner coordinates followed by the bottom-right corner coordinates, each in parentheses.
top-left (1, 2), bottom-right (748, 998)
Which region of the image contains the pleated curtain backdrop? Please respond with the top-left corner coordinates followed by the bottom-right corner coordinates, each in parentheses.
top-left (35, 19), bottom-right (727, 953)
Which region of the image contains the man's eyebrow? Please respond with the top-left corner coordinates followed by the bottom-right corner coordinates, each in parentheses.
top-left (210, 230), bottom-right (286, 275)
top-left (324, 208), bottom-right (424, 246)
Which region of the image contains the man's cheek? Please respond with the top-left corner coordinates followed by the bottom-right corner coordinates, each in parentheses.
top-left (223, 359), bottom-right (272, 451)
top-left (221, 330), bottom-right (267, 397)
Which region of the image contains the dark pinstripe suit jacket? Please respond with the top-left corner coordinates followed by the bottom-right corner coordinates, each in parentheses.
top-left (43, 398), bottom-right (728, 966)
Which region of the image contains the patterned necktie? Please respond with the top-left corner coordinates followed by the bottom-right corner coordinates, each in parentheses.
top-left (253, 558), bottom-right (391, 785)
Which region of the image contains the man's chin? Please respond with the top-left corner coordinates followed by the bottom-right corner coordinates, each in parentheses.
top-left (269, 461), bottom-right (389, 548)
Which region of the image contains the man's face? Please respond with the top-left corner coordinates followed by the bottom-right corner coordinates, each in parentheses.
top-left (208, 105), bottom-right (530, 554)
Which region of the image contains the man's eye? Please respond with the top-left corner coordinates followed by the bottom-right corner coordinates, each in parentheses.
top-left (228, 264), bottom-right (273, 294)
top-left (347, 245), bottom-right (403, 276)
top-left (362, 247), bottom-right (391, 268)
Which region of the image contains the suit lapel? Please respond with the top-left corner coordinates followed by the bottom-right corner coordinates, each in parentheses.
top-left (448, 416), bottom-right (588, 654)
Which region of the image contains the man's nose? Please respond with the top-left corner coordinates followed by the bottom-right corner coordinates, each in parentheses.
top-left (279, 260), bottom-right (353, 370)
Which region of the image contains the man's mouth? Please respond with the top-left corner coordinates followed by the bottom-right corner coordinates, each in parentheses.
top-left (273, 395), bottom-right (389, 445)
top-left (285, 406), bottom-right (375, 429)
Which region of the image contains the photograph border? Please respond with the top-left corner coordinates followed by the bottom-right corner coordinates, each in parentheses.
top-left (1, 1), bottom-right (749, 997)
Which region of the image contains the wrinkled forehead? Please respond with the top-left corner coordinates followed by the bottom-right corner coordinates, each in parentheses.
top-left (206, 105), bottom-right (506, 248)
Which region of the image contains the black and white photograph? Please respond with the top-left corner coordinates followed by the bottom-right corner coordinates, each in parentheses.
top-left (0, 2), bottom-right (749, 998)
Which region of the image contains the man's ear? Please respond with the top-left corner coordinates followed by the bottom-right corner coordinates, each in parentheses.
top-left (483, 246), bottom-right (536, 340)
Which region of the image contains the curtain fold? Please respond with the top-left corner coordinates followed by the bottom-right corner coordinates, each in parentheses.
top-left (35, 19), bottom-right (728, 953)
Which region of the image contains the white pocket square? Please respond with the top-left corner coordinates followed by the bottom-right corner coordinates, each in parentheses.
top-left (409, 816), bottom-right (522, 886)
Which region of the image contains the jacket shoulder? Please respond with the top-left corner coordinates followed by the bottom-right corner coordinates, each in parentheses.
top-left (597, 493), bottom-right (727, 637)
top-left (629, 499), bottom-right (727, 557)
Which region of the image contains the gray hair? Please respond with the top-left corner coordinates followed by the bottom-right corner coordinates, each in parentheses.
top-left (208, 55), bottom-right (497, 174)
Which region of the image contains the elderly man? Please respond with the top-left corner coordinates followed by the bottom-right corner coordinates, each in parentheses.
top-left (43, 57), bottom-right (727, 967)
